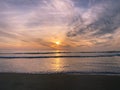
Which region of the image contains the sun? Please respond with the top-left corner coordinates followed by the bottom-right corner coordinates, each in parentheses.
top-left (50, 41), bottom-right (62, 48)
top-left (55, 41), bottom-right (60, 45)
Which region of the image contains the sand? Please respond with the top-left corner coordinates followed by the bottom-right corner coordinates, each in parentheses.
top-left (0, 73), bottom-right (120, 90)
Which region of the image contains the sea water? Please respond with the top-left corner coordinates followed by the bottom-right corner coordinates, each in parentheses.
top-left (0, 50), bottom-right (120, 75)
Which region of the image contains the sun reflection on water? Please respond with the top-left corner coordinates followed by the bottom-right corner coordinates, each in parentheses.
top-left (52, 52), bottom-right (65, 72)
top-left (53, 58), bottom-right (62, 71)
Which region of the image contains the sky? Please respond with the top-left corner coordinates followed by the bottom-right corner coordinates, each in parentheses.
top-left (0, 0), bottom-right (120, 51)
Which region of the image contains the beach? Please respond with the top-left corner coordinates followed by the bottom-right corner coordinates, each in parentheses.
top-left (0, 73), bottom-right (120, 90)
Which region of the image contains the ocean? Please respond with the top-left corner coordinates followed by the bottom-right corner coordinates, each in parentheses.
top-left (0, 50), bottom-right (120, 75)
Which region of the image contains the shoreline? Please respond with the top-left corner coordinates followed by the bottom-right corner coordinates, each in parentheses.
top-left (0, 73), bottom-right (120, 90)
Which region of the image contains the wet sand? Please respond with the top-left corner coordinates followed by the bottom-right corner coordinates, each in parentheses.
top-left (0, 73), bottom-right (120, 90)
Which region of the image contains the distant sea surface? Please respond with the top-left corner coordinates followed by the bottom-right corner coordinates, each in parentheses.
top-left (0, 50), bottom-right (120, 75)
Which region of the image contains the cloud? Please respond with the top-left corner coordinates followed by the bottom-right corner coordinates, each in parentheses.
top-left (0, 0), bottom-right (41, 10)
top-left (0, 0), bottom-right (120, 50)
top-left (66, 0), bottom-right (120, 49)
top-left (26, 0), bottom-right (74, 27)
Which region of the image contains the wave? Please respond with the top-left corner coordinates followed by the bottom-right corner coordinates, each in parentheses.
top-left (0, 51), bottom-right (120, 54)
top-left (0, 54), bottom-right (120, 59)
top-left (45, 71), bottom-right (120, 75)
top-left (1, 71), bottom-right (120, 75)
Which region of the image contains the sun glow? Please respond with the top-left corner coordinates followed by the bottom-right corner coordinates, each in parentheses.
top-left (55, 41), bottom-right (61, 45)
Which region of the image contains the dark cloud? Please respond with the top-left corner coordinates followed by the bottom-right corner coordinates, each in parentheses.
top-left (67, 0), bottom-right (120, 38)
